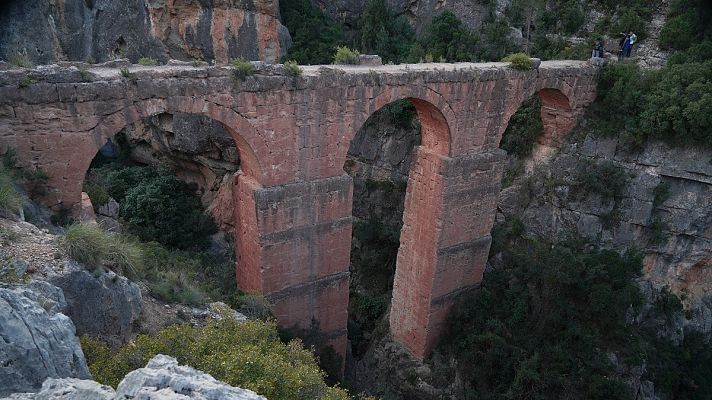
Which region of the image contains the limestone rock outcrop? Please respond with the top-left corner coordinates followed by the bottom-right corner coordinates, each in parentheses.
top-left (0, 0), bottom-right (291, 65)
top-left (0, 282), bottom-right (90, 397)
top-left (49, 267), bottom-right (143, 347)
top-left (2, 355), bottom-right (266, 400)
top-left (3, 379), bottom-right (115, 400)
top-left (115, 354), bottom-right (266, 399)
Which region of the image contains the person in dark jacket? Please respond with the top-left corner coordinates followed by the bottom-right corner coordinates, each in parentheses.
top-left (618, 33), bottom-right (628, 61)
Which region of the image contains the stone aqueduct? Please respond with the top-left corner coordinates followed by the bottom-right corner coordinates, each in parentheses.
top-left (0, 60), bottom-right (598, 364)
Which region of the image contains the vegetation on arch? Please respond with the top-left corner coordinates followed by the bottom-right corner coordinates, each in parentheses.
top-left (502, 52), bottom-right (534, 70)
top-left (333, 46), bottom-right (360, 65)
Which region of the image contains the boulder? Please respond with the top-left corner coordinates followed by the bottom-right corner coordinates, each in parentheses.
top-left (49, 268), bottom-right (142, 346)
top-left (0, 283), bottom-right (90, 397)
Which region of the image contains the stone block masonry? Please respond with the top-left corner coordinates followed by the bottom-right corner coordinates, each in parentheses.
top-left (0, 59), bottom-right (599, 368)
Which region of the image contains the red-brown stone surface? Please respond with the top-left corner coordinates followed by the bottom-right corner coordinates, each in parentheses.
top-left (0, 60), bottom-right (599, 364)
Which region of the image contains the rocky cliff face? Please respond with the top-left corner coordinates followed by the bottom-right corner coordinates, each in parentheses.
top-left (49, 268), bottom-right (143, 348)
top-left (0, 281), bottom-right (91, 397)
top-left (498, 130), bottom-right (712, 339)
top-left (0, 0), bottom-right (291, 65)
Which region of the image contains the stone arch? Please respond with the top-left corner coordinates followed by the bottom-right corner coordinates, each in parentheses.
top-left (75, 97), bottom-right (268, 299)
top-left (497, 86), bottom-right (576, 150)
top-left (84, 97), bottom-right (266, 185)
top-left (350, 85), bottom-right (455, 159)
top-left (342, 90), bottom-right (454, 360)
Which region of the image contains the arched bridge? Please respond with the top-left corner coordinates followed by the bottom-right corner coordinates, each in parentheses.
top-left (0, 59), bottom-right (598, 366)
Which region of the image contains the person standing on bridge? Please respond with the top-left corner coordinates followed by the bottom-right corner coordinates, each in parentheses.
top-left (626, 31), bottom-right (638, 57)
top-left (621, 33), bottom-right (632, 59)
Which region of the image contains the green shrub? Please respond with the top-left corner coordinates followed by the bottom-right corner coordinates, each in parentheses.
top-left (383, 99), bottom-right (418, 129)
top-left (119, 67), bottom-right (133, 79)
top-left (333, 46), bottom-right (360, 65)
top-left (502, 52), bottom-right (534, 70)
top-left (81, 318), bottom-right (349, 399)
top-left (137, 57), bottom-right (157, 66)
top-left (61, 224), bottom-right (144, 277)
top-left (638, 61), bottom-right (712, 146)
top-left (0, 165), bottom-right (21, 213)
top-left (500, 96), bottom-right (543, 157)
top-left (105, 165), bottom-right (161, 201)
top-left (120, 173), bottom-right (217, 250)
top-left (138, 242), bottom-right (212, 304)
top-left (83, 181), bottom-right (109, 207)
top-left (230, 58), bottom-right (256, 82)
top-left (612, 8), bottom-right (648, 42)
top-left (591, 63), bottom-right (651, 140)
top-left (284, 60), bottom-right (303, 76)
top-left (668, 40), bottom-right (712, 64)
top-left (18, 77), bottom-right (35, 88)
top-left (660, 12), bottom-right (698, 50)
top-left (228, 291), bottom-right (273, 320)
top-left (649, 215), bottom-right (668, 244)
top-left (577, 160), bottom-right (629, 202)
top-left (652, 181), bottom-right (672, 208)
top-left (8, 50), bottom-right (33, 68)
top-left (652, 286), bottom-right (683, 319)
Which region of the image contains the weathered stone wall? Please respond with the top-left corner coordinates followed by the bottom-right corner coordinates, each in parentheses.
top-left (0, 0), bottom-right (291, 65)
top-left (0, 60), bottom-right (598, 364)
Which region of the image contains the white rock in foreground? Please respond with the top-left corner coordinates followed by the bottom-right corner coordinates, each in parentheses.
top-left (116, 354), bottom-right (266, 400)
top-left (2, 355), bottom-right (266, 400)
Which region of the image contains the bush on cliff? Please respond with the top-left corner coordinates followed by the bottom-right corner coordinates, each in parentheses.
top-left (81, 318), bottom-right (350, 399)
top-left (443, 231), bottom-right (644, 399)
top-left (594, 61), bottom-right (712, 148)
top-left (440, 220), bottom-right (712, 399)
top-left (409, 11), bottom-right (480, 62)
